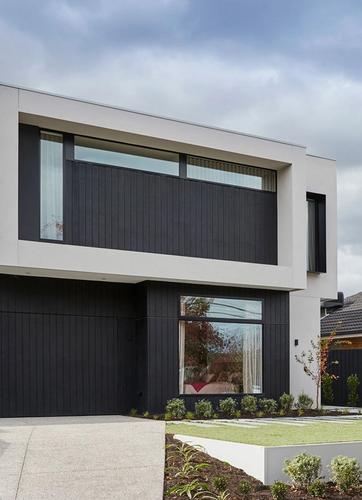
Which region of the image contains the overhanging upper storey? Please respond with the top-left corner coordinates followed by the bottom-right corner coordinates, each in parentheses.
top-left (0, 84), bottom-right (336, 293)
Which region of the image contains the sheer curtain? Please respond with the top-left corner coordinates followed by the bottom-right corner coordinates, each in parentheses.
top-left (179, 322), bottom-right (186, 394)
top-left (40, 132), bottom-right (63, 240)
top-left (242, 324), bottom-right (262, 393)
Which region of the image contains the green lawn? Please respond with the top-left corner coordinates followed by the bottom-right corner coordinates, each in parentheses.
top-left (166, 419), bottom-right (362, 446)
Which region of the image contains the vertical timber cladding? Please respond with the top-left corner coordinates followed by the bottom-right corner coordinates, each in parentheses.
top-left (0, 275), bottom-right (137, 417)
top-left (142, 282), bottom-right (290, 414)
top-left (64, 160), bottom-right (277, 264)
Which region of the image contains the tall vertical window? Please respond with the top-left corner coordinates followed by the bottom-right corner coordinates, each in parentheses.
top-left (179, 296), bottom-right (263, 395)
top-left (40, 131), bottom-right (63, 240)
top-left (307, 192), bottom-right (326, 273)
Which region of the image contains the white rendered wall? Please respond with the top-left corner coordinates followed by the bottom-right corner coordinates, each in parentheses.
top-left (0, 84), bottom-right (319, 291)
top-left (290, 293), bottom-right (321, 403)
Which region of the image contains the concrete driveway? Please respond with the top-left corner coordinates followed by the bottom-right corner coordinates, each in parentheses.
top-left (0, 415), bottom-right (165, 499)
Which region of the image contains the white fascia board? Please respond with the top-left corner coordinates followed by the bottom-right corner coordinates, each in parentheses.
top-left (18, 88), bottom-right (304, 167)
top-left (0, 240), bottom-right (296, 290)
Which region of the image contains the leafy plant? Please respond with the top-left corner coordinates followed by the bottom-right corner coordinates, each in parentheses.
top-left (241, 395), bottom-right (257, 414)
top-left (167, 479), bottom-right (209, 498)
top-left (129, 408), bottom-right (137, 417)
top-left (284, 452), bottom-right (321, 488)
top-left (307, 479), bottom-right (326, 497)
top-left (174, 461), bottom-right (210, 480)
top-left (143, 410), bottom-right (150, 418)
top-left (270, 481), bottom-right (288, 500)
top-left (186, 411), bottom-right (195, 420)
top-left (218, 397), bottom-right (237, 417)
top-left (347, 374), bottom-right (360, 407)
top-left (212, 475), bottom-right (228, 492)
top-left (165, 398), bottom-right (186, 419)
top-left (330, 455), bottom-right (361, 492)
top-left (296, 392), bottom-right (313, 410)
top-left (256, 411), bottom-right (264, 418)
top-left (279, 393), bottom-right (294, 413)
top-left (321, 373), bottom-right (334, 404)
top-left (195, 399), bottom-right (213, 419)
top-left (239, 480), bottom-right (252, 495)
top-left (294, 330), bottom-right (341, 409)
top-left (258, 398), bottom-right (277, 415)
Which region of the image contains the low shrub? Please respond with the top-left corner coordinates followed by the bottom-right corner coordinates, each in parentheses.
top-left (307, 479), bottom-right (326, 497)
top-left (219, 397), bottom-right (237, 417)
top-left (270, 481), bottom-right (288, 500)
top-left (284, 452), bottom-right (321, 489)
top-left (164, 412), bottom-right (172, 421)
top-left (256, 411), bottom-right (264, 418)
top-left (143, 411), bottom-right (150, 418)
top-left (165, 398), bottom-right (186, 420)
top-left (239, 480), bottom-right (252, 495)
top-left (258, 398), bottom-right (277, 415)
top-left (347, 374), bottom-right (360, 407)
top-left (213, 475), bottom-right (228, 492)
top-left (330, 455), bottom-right (361, 492)
top-left (195, 399), bottom-right (213, 419)
top-left (241, 395), bottom-right (257, 414)
top-left (296, 392), bottom-right (313, 410)
top-left (279, 393), bottom-right (294, 413)
top-left (321, 374), bottom-right (334, 405)
top-left (185, 411), bottom-right (194, 420)
top-left (129, 408), bottom-right (138, 417)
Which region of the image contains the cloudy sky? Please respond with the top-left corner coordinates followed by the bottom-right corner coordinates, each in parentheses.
top-left (1, 0), bottom-right (361, 296)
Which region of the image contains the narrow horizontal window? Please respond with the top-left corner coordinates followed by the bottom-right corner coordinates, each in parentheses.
top-left (187, 156), bottom-right (276, 191)
top-left (179, 321), bottom-right (262, 395)
top-left (74, 136), bottom-right (179, 176)
top-left (40, 131), bottom-right (63, 241)
top-left (180, 296), bottom-right (262, 320)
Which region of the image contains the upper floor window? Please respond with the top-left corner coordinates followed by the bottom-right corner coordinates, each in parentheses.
top-left (307, 192), bottom-right (326, 273)
top-left (40, 131), bottom-right (63, 241)
top-left (179, 295), bottom-right (263, 396)
top-left (74, 136), bottom-right (179, 176)
top-left (187, 156), bottom-right (276, 191)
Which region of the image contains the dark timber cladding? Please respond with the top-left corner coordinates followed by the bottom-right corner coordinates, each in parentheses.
top-left (0, 275), bottom-right (137, 417)
top-left (64, 160), bottom-right (277, 264)
top-left (325, 350), bottom-right (362, 406)
top-left (18, 125), bottom-right (278, 265)
top-left (140, 282), bottom-right (290, 413)
top-left (0, 276), bottom-right (289, 416)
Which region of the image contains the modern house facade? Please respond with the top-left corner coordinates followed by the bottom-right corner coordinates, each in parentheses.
top-left (0, 84), bottom-right (337, 416)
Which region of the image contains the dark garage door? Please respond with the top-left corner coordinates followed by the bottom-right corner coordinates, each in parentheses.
top-left (0, 276), bottom-right (136, 417)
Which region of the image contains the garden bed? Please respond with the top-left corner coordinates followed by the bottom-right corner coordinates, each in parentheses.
top-left (164, 435), bottom-right (362, 499)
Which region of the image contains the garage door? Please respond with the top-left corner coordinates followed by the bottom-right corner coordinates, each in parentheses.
top-left (0, 276), bottom-right (136, 417)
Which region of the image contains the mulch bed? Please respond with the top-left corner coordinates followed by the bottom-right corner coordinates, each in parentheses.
top-left (164, 435), bottom-right (362, 499)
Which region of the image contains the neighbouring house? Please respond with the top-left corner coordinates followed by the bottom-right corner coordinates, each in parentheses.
top-left (0, 83), bottom-right (337, 416)
top-left (321, 292), bottom-right (362, 406)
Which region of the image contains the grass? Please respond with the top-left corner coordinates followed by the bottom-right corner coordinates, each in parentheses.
top-left (166, 419), bottom-right (362, 446)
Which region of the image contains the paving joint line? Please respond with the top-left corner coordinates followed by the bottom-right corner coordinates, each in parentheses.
top-left (15, 426), bottom-right (35, 499)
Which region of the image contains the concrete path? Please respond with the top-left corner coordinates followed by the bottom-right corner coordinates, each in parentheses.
top-left (0, 415), bottom-right (165, 499)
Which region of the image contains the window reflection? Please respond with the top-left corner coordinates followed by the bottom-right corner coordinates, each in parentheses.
top-left (179, 321), bottom-right (262, 395)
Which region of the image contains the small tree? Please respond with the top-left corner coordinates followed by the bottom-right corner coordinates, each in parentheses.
top-left (294, 331), bottom-right (341, 409)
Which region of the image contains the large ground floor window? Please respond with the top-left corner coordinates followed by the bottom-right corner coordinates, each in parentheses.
top-left (179, 296), bottom-right (263, 395)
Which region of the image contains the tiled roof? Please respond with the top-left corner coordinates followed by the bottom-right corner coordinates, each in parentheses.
top-left (321, 292), bottom-right (362, 336)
